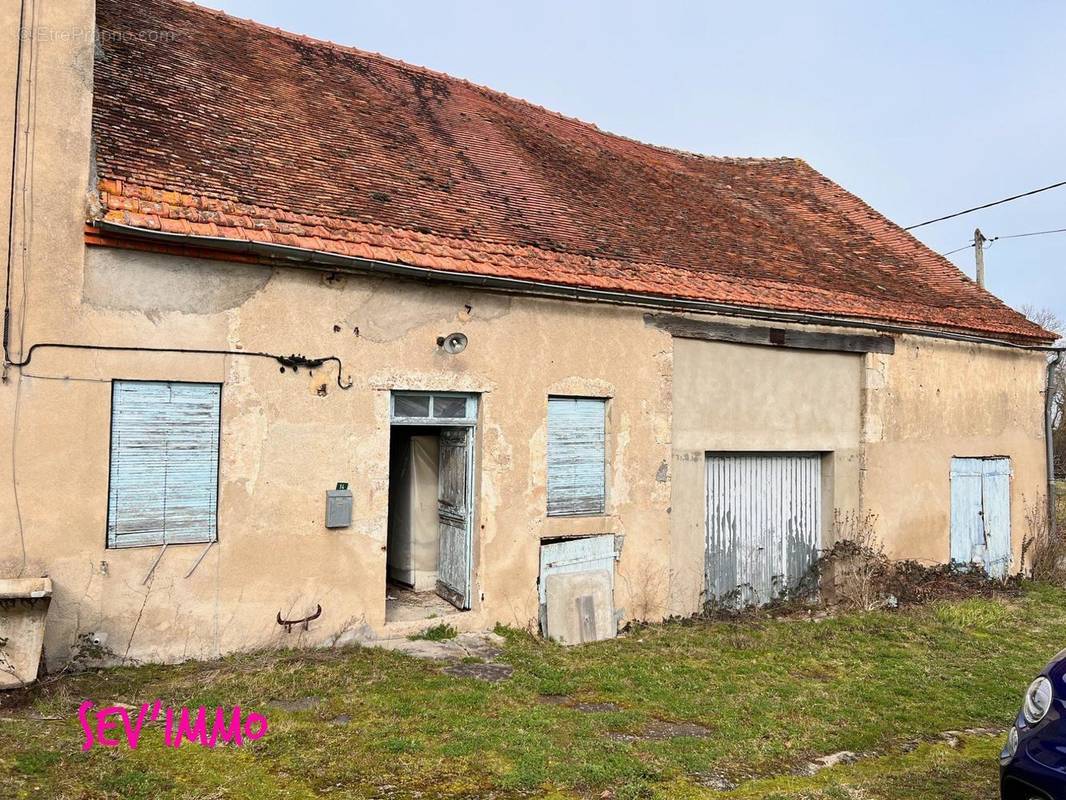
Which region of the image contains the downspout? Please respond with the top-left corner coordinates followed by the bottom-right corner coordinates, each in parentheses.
top-left (1048, 351), bottom-right (1063, 537)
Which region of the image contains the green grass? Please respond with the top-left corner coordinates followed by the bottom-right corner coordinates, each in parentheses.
top-left (3, 585), bottom-right (1065, 799)
top-left (408, 623), bottom-right (459, 642)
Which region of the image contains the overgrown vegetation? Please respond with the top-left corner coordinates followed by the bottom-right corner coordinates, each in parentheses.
top-left (1022, 492), bottom-right (1066, 584)
top-left (705, 510), bottom-right (1024, 622)
top-left (2, 585), bottom-right (1066, 798)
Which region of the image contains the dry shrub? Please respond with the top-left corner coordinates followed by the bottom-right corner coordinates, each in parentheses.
top-left (817, 510), bottom-right (886, 611)
top-left (620, 563), bottom-right (670, 623)
top-left (1022, 495), bottom-right (1066, 584)
top-left (809, 509), bottom-right (1022, 612)
top-left (886, 559), bottom-right (1021, 604)
top-left (698, 508), bottom-right (1025, 621)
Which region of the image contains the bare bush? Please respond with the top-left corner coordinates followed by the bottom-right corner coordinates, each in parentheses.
top-left (620, 562), bottom-right (670, 622)
top-left (817, 510), bottom-right (887, 611)
top-left (801, 508), bottom-right (1022, 613)
top-left (699, 507), bottom-right (1025, 622)
top-left (1021, 306), bottom-right (1064, 479)
top-left (1022, 496), bottom-right (1066, 584)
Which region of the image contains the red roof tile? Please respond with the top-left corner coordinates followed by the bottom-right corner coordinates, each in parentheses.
top-left (90, 0), bottom-right (1054, 344)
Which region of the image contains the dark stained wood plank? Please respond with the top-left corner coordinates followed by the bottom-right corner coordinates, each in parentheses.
top-left (644, 313), bottom-right (896, 355)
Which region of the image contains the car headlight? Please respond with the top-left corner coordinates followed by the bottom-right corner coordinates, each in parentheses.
top-left (1024, 677), bottom-right (1054, 725)
top-left (1006, 725), bottom-right (1019, 757)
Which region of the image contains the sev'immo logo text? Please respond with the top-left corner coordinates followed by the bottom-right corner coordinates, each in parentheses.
top-left (78, 701), bottom-right (268, 750)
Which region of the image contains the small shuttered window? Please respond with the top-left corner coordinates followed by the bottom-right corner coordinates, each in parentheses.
top-left (107, 381), bottom-right (221, 548)
top-left (547, 397), bottom-right (606, 516)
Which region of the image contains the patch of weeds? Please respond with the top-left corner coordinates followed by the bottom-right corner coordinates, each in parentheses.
top-left (493, 622), bottom-right (534, 642)
top-left (409, 623), bottom-right (458, 642)
top-left (70, 631), bottom-right (118, 667)
top-left (615, 778), bottom-right (655, 800)
top-left (14, 749), bottom-right (60, 775)
top-left (100, 768), bottom-right (171, 800)
top-left (460, 656), bottom-right (484, 664)
top-left (933, 597), bottom-right (1009, 629)
top-left (717, 736), bottom-right (1001, 799)
top-left (382, 736), bottom-right (423, 754)
top-left (531, 670), bottom-right (576, 697)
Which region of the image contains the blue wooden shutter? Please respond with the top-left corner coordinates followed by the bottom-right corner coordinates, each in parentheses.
top-left (950, 456), bottom-right (1011, 578)
top-left (949, 458), bottom-right (984, 568)
top-left (108, 381), bottom-right (221, 548)
top-left (538, 534), bottom-right (616, 618)
top-left (981, 458), bottom-right (1012, 577)
top-left (547, 397), bottom-right (606, 516)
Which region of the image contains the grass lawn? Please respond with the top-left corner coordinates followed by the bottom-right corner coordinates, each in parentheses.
top-left (2, 585), bottom-right (1064, 799)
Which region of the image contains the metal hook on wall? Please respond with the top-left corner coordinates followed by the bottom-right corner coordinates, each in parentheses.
top-left (276, 604), bottom-right (322, 633)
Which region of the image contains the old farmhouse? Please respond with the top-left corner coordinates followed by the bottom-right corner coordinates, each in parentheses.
top-left (0, 0), bottom-right (1058, 667)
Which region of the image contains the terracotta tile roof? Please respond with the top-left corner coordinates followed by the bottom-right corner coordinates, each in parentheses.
top-left (90, 0), bottom-right (1054, 344)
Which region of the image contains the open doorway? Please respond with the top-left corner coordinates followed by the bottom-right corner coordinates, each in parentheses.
top-left (386, 392), bottom-right (477, 623)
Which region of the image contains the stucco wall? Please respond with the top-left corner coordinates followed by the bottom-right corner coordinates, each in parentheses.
top-left (862, 337), bottom-right (1048, 566)
top-left (5, 246), bottom-right (674, 664)
top-left (668, 331), bottom-right (1049, 615)
top-left (668, 337), bottom-right (864, 614)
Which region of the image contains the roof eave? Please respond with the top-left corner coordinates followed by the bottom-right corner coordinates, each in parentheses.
top-left (85, 219), bottom-right (1061, 350)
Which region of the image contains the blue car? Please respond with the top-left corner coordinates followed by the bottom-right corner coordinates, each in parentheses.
top-left (1002, 649), bottom-right (1066, 799)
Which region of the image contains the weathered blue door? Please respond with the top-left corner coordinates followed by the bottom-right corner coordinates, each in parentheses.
top-left (436, 428), bottom-right (473, 609)
top-left (950, 457), bottom-right (1012, 578)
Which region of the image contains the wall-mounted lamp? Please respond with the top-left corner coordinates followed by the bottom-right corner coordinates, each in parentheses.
top-left (437, 332), bottom-right (468, 354)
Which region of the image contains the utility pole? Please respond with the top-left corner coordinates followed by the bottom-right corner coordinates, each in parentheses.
top-left (974, 228), bottom-right (986, 287)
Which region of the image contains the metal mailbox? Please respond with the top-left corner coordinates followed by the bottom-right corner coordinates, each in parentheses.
top-left (325, 487), bottom-right (352, 529)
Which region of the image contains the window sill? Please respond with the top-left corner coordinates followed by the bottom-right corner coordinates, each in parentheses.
top-left (107, 539), bottom-right (216, 550)
top-left (541, 514), bottom-right (618, 539)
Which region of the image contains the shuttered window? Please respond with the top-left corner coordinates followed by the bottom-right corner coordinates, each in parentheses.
top-left (107, 381), bottom-right (221, 548)
top-left (547, 397), bottom-right (606, 516)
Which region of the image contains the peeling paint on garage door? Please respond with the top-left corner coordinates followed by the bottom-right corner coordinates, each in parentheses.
top-left (705, 453), bottom-right (821, 608)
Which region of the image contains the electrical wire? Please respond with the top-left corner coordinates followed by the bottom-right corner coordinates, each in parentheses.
top-left (940, 243), bottom-right (974, 257)
top-left (7, 0), bottom-right (33, 578)
top-left (17, 0), bottom-right (40, 362)
top-left (995, 227), bottom-right (1066, 241)
top-left (6, 342), bottom-right (354, 389)
top-left (939, 226), bottom-right (1066, 257)
top-left (904, 180), bottom-right (1066, 231)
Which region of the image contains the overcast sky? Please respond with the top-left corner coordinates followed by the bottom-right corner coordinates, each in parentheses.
top-left (201, 0), bottom-right (1066, 332)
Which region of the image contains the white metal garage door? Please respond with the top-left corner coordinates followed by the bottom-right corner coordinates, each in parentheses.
top-left (705, 453), bottom-right (822, 608)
